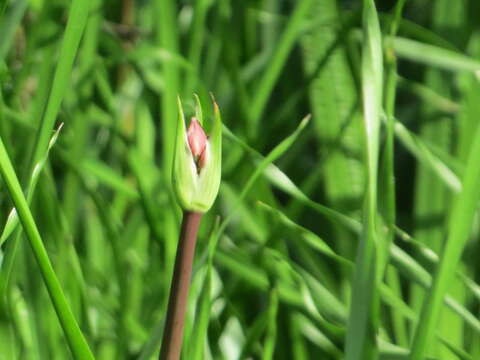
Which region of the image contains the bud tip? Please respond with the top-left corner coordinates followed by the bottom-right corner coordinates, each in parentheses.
top-left (187, 117), bottom-right (207, 169)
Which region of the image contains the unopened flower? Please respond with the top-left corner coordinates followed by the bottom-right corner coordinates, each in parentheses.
top-left (172, 95), bottom-right (222, 213)
top-left (187, 117), bottom-right (207, 172)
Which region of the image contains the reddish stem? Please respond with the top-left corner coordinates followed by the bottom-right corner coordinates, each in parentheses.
top-left (159, 211), bottom-right (203, 360)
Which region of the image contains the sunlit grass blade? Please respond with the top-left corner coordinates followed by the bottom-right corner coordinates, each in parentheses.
top-left (345, 0), bottom-right (383, 359)
top-left (218, 116), bottom-right (310, 233)
top-left (410, 1), bottom-right (468, 357)
top-left (258, 201), bottom-right (351, 267)
top-left (382, 0), bottom-right (406, 346)
top-left (0, 124), bottom-right (63, 246)
top-left (393, 119), bottom-right (460, 192)
top-left (256, 163), bottom-right (480, 338)
top-left (0, 126), bottom-right (65, 348)
top-left (29, 0), bottom-right (91, 169)
top-left (439, 338), bottom-right (473, 360)
top-left (213, 248), bottom-right (344, 343)
top-left (261, 289), bottom-right (278, 360)
top-left (259, 198), bottom-right (480, 343)
top-left (409, 105), bottom-right (480, 360)
top-left (392, 36), bottom-right (480, 73)
top-left (397, 77), bottom-right (460, 114)
top-left (187, 218), bottom-right (221, 360)
top-left (294, 312), bottom-right (343, 358)
top-left (223, 125), bottom-right (361, 233)
top-left (188, 266), bottom-right (212, 360)
top-left (302, 0), bottom-right (364, 308)
top-left (239, 310), bottom-right (269, 359)
top-left (0, 137), bottom-right (94, 359)
top-left (8, 287), bottom-right (39, 359)
top-left (0, 0), bottom-right (91, 255)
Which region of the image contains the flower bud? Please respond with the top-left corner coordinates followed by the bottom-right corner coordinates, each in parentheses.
top-left (187, 117), bottom-right (207, 171)
top-left (187, 118), bottom-right (206, 157)
top-left (172, 95), bottom-right (222, 213)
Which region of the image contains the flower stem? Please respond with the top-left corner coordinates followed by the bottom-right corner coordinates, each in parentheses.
top-left (159, 211), bottom-right (203, 360)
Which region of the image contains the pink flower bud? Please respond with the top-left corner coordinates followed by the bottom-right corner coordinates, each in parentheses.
top-left (187, 117), bottom-right (207, 170)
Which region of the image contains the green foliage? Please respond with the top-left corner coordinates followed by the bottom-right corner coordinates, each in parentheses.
top-left (1, 0), bottom-right (480, 359)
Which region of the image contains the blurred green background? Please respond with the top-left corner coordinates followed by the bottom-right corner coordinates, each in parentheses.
top-left (1, 0), bottom-right (480, 359)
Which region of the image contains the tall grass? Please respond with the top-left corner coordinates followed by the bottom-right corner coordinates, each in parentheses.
top-left (1, 0), bottom-right (480, 359)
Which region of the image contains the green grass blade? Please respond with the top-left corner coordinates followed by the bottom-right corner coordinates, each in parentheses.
top-left (155, 0), bottom-right (179, 178)
top-left (188, 268), bottom-right (212, 360)
top-left (302, 0), bottom-right (364, 306)
top-left (29, 0), bottom-right (91, 170)
top-left (382, 1), bottom-right (407, 346)
top-left (0, 138), bottom-right (94, 359)
top-left (397, 77), bottom-right (460, 114)
top-left (248, 0), bottom-right (313, 138)
top-left (80, 158), bottom-right (139, 199)
top-left (261, 289), bottom-right (278, 360)
top-left (392, 36), bottom-right (480, 73)
top-left (409, 119), bottom-right (480, 359)
top-left (393, 119), bottom-right (460, 192)
top-left (154, 0), bottom-right (181, 296)
top-left (0, 124), bottom-right (63, 246)
top-left (239, 310), bottom-right (269, 360)
top-left (184, 0), bottom-right (212, 94)
top-left (1, 0), bottom-right (92, 244)
top-left (345, 0), bottom-right (383, 358)
top-left (188, 219), bottom-right (221, 360)
top-left (224, 125), bottom-right (361, 233)
top-left (218, 116), bottom-right (310, 233)
top-left (258, 201), bottom-right (351, 267)
top-left (0, 0), bottom-right (27, 61)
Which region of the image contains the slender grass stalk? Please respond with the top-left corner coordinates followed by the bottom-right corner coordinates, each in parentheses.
top-left (262, 289), bottom-right (278, 360)
top-left (63, 0), bottom-right (102, 233)
top-left (0, 1), bottom-right (91, 354)
top-left (392, 37), bottom-right (480, 73)
top-left (0, 0), bottom-right (27, 61)
top-left (185, 0), bottom-right (211, 94)
top-left (409, 97), bottom-right (480, 360)
top-left (383, 2), bottom-right (405, 225)
top-left (301, 0), bottom-right (364, 307)
top-left (29, 0), bottom-right (91, 172)
top-left (155, 0), bottom-right (179, 179)
top-left (344, 0), bottom-right (383, 359)
top-left (159, 211), bottom-right (203, 360)
top-left (188, 261), bottom-right (212, 360)
top-left (383, 0), bottom-right (407, 347)
top-left (0, 0), bottom-right (91, 259)
top-left (248, 0), bottom-right (313, 139)
top-left (154, 0), bottom-right (181, 300)
top-left (0, 137), bottom-right (94, 360)
top-left (409, 2), bottom-right (461, 356)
